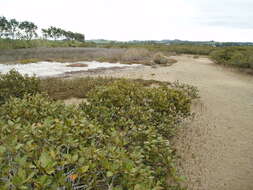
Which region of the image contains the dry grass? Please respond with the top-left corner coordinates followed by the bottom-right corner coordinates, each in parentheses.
top-left (121, 48), bottom-right (151, 64)
top-left (0, 47), bottom-right (155, 65)
top-left (0, 48), bottom-right (126, 64)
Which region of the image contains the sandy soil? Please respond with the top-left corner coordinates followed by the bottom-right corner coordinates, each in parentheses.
top-left (73, 55), bottom-right (253, 190)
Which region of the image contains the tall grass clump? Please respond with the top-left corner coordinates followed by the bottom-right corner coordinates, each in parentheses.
top-left (121, 48), bottom-right (151, 64)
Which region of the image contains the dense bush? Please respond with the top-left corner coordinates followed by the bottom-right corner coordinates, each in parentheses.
top-left (210, 47), bottom-right (253, 69)
top-left (0, 94), bottom-right (77, 124)
top-left (0, 70), bottom-right (41, 104)
top-left (81, 80), bottom-right (193, 137)
top-left (0, 78), bottom-right (197, 189)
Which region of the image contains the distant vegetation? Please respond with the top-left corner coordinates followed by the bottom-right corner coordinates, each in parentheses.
top-left (0, 39), bottom-right (94, 50)
top-left (1, 16), bottom-right (253, 72)
top-left (0, 70), bottom-right (198, 189)
top-left (210, 46), bottom-right (253, 71)
top-left (42, 26), bottom-right (85, 42)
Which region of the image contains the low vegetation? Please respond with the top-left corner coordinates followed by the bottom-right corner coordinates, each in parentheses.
top-left (0, 39), bottom-right (94, 50)
top-left (18, 58), bottom-right (41, 64)
top-left (121, 48), bottom-right (151, 64)
top-left (0, 70), bottom-right (198, 189)
top-left (0, 70), bottom-right (41, 105)
top-left (210, 47), bottom-right (253, 71)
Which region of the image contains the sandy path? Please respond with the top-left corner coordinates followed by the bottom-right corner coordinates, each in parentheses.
top-left (77, 55), bottom-right (253, 190)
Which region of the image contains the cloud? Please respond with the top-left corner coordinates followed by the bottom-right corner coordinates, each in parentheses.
top-left (1, 0), bottom-right (253, 41)
top-left (188, 0), bottom-right (253, 29)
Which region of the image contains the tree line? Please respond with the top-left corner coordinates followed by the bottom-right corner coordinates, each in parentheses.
top-left (0, 16), bottom-right (85, 42)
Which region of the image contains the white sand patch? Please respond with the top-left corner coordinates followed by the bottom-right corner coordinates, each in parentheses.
top-left (0, 61), bottom-right (139, 77)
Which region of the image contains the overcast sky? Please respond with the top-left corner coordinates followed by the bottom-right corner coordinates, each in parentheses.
top-left (1, 0), bottom-right (253, 42)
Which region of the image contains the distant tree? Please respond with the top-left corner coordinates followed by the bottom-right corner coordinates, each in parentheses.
top-left (74, 33), bottom-right (85, 42)
top-left (18, 21), bottom-right (38, 40)
top-left (51, 27), bottom-right (62, 40)
top-left (1, 16), bottom-right (86, 42)
top-left (42, 26), bottom-right (85, 42)
top-left (8, 19), bottom-right (19, 39)
top-left (0, 16), bottom-right (9, 38)
top-left (41, 28), bottom-right (49, 39)
top-left (42, 26), bottom-right (63, 40)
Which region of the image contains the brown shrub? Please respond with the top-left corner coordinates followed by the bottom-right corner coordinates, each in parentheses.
top-left (153, 52), bottom-right (177, 65)
top-left (153, 52), bottom-right (168, 64)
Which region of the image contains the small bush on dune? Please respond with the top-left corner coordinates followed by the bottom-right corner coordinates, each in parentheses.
top-left (153, 52), bottom-right (178, 65)
top-left (0, 70), bottom-right (41, 105)
top-left (153, 52), bottom-right (168, 64)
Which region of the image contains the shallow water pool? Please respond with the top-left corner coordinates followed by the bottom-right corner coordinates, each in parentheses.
top-left (0, 61), bottom-right (139, 77)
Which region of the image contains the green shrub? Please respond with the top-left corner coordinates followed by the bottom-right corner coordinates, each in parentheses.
top-left (0, 70), bottom-right (41, 105)
top-left (210, 47), bottom-right (253, 70)
top-left (80, 80), bottom-right (193, 138)
top-left (0, 79), bottom-right (197, 189)
top-left (0, 94), bottom-right (78, 124)
top-left (169, 81), bottom-right (199, 100)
